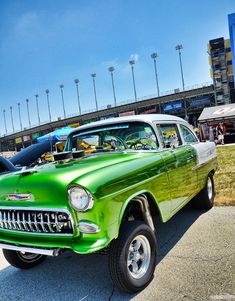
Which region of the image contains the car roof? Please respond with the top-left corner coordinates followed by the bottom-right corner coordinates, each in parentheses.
top-left (70, 114), bottom-right (188, 135)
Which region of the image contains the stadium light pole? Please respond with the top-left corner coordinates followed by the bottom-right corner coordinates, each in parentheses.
top-left (35, 94), bottom-right (40, 125)
top-left (151, 52), bottom-right (160, 97)
top-left (59, 84), bottom-right (66, 119)
top-left (26, 98), bottom-right (31, 128)
top-left (176, 44), bottom-right (187, 118)
top-left (151, 52), bottom-right (161, 113)
top-left (74, 79), bottom-right (81, 115)
top-left (10, 106), bottom-right (15, 132)
top-left (108, 66), bottom-right (117, 107)
top-left (91, 73), bottom-right (98, 111)
top-left (129, 60), bottom-right (137, 102)
top-left (17, 102), bottom-right (23, 131)
top-left (3, 109), bottom-right (7, 134)
top-left (45, 89), bottom-right (52, 122)
top-left (175, 44), bottom-right (185, 91)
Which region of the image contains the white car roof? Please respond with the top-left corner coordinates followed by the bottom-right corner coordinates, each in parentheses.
top-left (70, 114), bottom-right (188, 135)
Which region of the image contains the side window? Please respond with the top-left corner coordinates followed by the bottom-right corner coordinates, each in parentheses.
top-left (124, 125), bottom-right (159, 150)
top-left (180, 125), bottom-right (198, 144)
top-left (157, 124), bottom-right (182, 148)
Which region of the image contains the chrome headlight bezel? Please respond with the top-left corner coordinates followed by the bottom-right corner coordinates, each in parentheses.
top-left (68, 186), bottom-right (94, 212)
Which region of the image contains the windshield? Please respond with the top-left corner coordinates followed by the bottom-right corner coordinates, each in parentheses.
top-left (65, 122), bottom-right (159, 154)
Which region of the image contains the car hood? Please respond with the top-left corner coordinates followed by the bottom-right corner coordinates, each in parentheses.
top-left (0, 151), bottom-right (163, 207)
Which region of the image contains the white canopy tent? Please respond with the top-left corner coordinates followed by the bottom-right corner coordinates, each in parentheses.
top-left (198, 103), bottom-right (235, 122)
top-left (198, 103), bottom-right (235, 143)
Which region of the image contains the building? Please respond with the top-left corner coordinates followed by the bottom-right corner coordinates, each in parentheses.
top-left (228, 13), bottom-right (235, 88)
top-left (208, 37), bottom-right (234, 105)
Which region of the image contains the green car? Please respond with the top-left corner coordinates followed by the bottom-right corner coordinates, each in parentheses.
top-left (0, 114), bottom-right (217, 293)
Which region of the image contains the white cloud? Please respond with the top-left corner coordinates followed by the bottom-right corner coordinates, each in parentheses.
top-left (130, 53), bottom-right (139, 62)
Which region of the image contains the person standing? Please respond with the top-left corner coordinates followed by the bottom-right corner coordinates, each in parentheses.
top-left (209, 126), bottom-right (215, 142)
top-left (216, 122), bottom-right (225, 145)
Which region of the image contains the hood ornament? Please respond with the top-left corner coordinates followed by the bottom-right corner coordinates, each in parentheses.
top-left (7, 194), bottom-right (33, 201)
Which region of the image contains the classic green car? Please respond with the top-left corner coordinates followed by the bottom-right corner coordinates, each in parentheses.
top-left (0, 114), bottom-right (217, 293)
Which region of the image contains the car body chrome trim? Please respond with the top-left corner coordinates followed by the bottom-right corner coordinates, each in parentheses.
top-left (192, 156), bottom-right (217, 171)
top-left (0, 206), bottom-right (71, 212)
top-left (0, 228), bottom-right (74, 236)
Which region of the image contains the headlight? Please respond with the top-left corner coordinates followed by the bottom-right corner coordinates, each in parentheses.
top-left (68, 186), bottom-right (94, 211)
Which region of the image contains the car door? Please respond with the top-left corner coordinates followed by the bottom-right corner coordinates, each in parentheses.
top-left (156, 123), bottom-right (197, 213)
top-left (178, 123), bottom-right (198, 193)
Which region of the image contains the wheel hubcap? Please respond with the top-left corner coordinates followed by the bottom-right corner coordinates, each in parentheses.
top-left (17, 252), bottom-right (42, 262)
top-left (127, 235), bottom-right (151, 279)
top-left (207, 177), bottom-right (213, 201)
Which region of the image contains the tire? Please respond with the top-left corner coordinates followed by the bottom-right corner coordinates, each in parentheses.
top-left (3, 249), bottom-right (47, 269)
top-left (108, 221), bottom-right (157, 293)
top-left (194, 173), bottom-right (215, 210)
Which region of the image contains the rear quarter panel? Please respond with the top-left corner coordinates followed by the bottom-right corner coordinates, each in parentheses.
top-left (192, 141), bottom-right (218, 191)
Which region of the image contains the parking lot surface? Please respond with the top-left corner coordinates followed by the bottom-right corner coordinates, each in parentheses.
top-left (0, 206), bottom-right (234, 301)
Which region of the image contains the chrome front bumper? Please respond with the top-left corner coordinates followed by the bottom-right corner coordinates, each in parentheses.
top-left (0, 242), bottom-right (61, 256)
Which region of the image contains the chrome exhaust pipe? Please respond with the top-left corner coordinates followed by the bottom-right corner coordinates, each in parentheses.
top-left (0, 243), bottom-right (61, 256)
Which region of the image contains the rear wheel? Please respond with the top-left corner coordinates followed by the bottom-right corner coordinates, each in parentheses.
top-left (194, 173), bottom-right (215, 209)
top-left (108, 221), bottom-right (157, 293)
top-left (3, 249), bottom-right (46, 269)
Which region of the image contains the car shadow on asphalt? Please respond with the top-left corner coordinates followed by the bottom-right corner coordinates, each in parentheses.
top-left (155, 205), bottom-right (205, 263)
top-left (0, 206), bottom-right (204, 301)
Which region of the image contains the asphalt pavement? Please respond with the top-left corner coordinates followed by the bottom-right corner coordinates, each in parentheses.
top-left (0, 206), bottom-right (234, 301)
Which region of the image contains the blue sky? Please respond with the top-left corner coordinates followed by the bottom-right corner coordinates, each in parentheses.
top-left (0, 0), bottom-right (234, 134)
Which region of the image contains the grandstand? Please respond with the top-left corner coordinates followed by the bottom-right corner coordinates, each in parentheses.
top-left (0, 83), bottom-right (214, 152)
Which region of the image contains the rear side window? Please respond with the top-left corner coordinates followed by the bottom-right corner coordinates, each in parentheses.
top-left (157, 124), bottom-right (182, 148)
top-left (180, 125), bottom-right (198, 144)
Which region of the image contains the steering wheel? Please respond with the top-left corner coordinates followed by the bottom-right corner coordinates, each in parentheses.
top-left (129, 139), bottom-right (150, 150)
top-left (104, 135), bottom-right (128, 151)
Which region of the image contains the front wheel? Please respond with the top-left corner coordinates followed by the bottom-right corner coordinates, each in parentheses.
top-left (108, 221), bottom-right (157, 293)
top-left (3, 249), bottom-right (47, 269)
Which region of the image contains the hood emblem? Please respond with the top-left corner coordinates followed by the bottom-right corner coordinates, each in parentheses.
top-left (7, 194), bottom-right (32, 201)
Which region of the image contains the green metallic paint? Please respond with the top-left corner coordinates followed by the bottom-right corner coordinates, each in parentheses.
top-left (0, 147), bottom-right (218, 254)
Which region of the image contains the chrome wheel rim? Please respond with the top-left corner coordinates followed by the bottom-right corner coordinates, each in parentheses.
top-left (127, 235), bottom-right (151, 279)
top-left (17, 252), bottom-right (42, 262)
top-left (207, 177), bottom-right (213, 201)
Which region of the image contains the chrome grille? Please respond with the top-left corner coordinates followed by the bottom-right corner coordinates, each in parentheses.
top-left (0, 207), bottom-right (73, 235)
